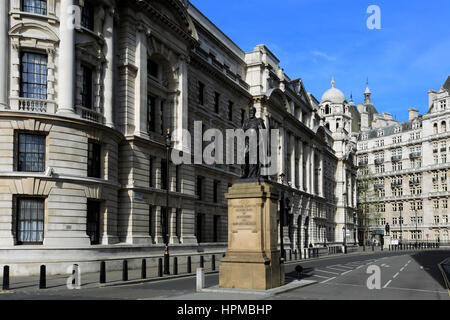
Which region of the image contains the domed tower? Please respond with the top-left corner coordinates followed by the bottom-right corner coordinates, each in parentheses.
top-left (320, 78), bottom-right (353, 133)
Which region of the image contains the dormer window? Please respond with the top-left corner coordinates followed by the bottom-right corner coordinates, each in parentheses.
top-left (440, 100), bottom-right (447, 110)
top-left (22, 0), bottom-right (47, 15)
top-left (377, 130), bottom-right (384, 137)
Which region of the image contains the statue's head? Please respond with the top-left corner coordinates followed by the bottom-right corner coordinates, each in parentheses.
top-left (249, 106), bottom-right (256, 119)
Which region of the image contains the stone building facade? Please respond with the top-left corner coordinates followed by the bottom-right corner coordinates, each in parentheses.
top-left (0, 0), bottom-right (357, 276)
top-left (355, 78), bottom-right (450, 245)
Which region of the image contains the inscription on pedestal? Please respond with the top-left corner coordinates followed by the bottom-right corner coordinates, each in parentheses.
top-left (231, 200), bottom-right (257, 233)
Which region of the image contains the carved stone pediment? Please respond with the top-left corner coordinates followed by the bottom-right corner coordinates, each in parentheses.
top-left (9, 22), bottom-right (59, 43)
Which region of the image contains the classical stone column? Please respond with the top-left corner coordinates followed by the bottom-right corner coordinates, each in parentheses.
top-left (154, 206), bottom-right (164, 244)
top-left (279, 127), bottom-right (286, 178)
top-left (169, 208), bottom-right (179, 244)
top-left (103, 8), bottom-right (115, 127)
top-left (0, 0), bottom-right (8, 109)
top-left (57, 0), bottom-right (76, 114)
top-left (298, 140), bottom-right (304, 191)
top-left (175, 56), bottom-right (189, 151)
top-left (290, 135), bottom-right (295, 185)
top-left (134, 23), bottom-right (148, 135)
top-left (319, 153), bottom-right (324, 197)
top-left (311, 149), bottom-right (315, 195)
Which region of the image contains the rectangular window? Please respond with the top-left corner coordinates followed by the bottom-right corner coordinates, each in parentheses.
top-left (16, 198), bottom-right (45, 244)
top-left (176, 209), bottom-right (181, 238)
top-left (196, 176), bottom-right (203, 201)
top-left (149, 158), bottom-right (154, 188)
top-left (86, 200), bottom-right (100, 245)
top-left (228, 101), bottom-right (233, 121)
top-left (213, 215), bottom-right (219, 242)
top-left (22, 0), bottom-right (47, 15)
top-left (148, 59), bottom-right (159, 78)
top-left (18, 133), bottom-right (46, 172)
top-left (213, 180), bottom-right (219, 203)
top-left (198, 82), bottom-right (205, 105)
top-left (175, 165), bottom-right (181, 192)
top-left (196, 213), bottom-right (203, 243)
top-left (214, 92), bottom-right (220, 113)
top-left (81, 65), bottom-right (93, 109)
top-left (147, 96), bottom-right (156, 132)
top-left (20, 52), bottom-right (47, 100)
top-left (88, 141), bottom-right (101, 178)
top-left (81, 3), bottom-right (94, 30)
top-left (149, 206), bottom-right (153, 237)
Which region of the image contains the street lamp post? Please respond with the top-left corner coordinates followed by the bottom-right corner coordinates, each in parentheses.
top-left (163, 128), bottom-right (171, 275)
top-left (343, 192), bottom-right (348, 254)
top-left (279, 173), bottom-right (287, 262)
top-left (415, 209), bottom-right (418, 248)
top-left (399, 207), bottom-right (403, 249)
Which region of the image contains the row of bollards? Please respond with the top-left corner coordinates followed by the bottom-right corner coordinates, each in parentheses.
top-left (97, 254), bottom-right (218, 285)
top-left (388, 242), bottom-right (440, 251)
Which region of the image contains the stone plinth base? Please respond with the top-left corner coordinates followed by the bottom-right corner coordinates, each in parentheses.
top-left (219, 181), bottom-right (284, 290)
top-left (384, 236), bottom-right (391, 249)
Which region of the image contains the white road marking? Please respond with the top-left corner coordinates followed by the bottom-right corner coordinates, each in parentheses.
top-left (315, 269), bottom-right (340, 275)
top-left (341, 270), bottom-right (352, 275)
top-left (333, 265), bottom-right (353, 269)
top-left (311, 274), bottom-right (331, 279)
top-left (326, 266), bottom-right (349, 272)
top-left (400, 267), bottom-right (405, 272)
top-left (356, 265), bottom-right (364, 269)
top-left (383, 280), bottom-right (392, 288)
top-left (321, 277), bottom-right (336, 284)
top-left (393, 272), bottom-right (399, 279)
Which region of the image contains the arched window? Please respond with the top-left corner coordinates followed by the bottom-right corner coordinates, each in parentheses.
top-left (441, 121), bottom-right (447, 132)
top-left (433, 123), bottom-right (438, 134)
top-left (325, 105), bottom-right (330, 115)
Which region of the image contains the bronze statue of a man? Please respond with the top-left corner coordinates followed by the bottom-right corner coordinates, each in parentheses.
top-left (241, 106), bottom-right (266, 179)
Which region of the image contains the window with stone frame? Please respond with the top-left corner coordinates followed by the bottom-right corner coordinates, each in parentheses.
top-left (198, 81), bottom-right (205, 105)
top-left (22, 0), bottom-right (47, 15)
top-left (87, 140), bottom-right (101, 178)
top-left (86, 200), bottom-right (101, 245)
top-left (16, 197), bottom-right (45, 244)
top-left (228, 100), bottom-right (234, 121)
top-left (81, 2), bottom-right (95, 30)
top-left (17, 132), bottom-right (46, 172)
top-left (147, 95), bottom-right (156, 133)
top-left (80, 64), bottom-right (94, 109)
top-left (20, 52), bottom-right (48, 100)
top-left (214, 92), bottom-right (220, 114)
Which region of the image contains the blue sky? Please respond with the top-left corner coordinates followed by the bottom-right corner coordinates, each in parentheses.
top-left (190, 0), bottom-right (450, 122)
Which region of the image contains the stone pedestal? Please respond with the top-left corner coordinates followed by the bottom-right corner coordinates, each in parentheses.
top-left (384, 235), bottom-right (391, 249)
top-left (219, 181), bottom-right (284, 290)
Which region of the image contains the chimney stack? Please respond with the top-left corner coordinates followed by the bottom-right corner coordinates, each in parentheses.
top-left (409, 108), bottom-right (419, 120)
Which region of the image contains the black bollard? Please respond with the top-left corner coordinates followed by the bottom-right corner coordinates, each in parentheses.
top-left (2, 266), bottom-right (9, 291)
top-left (122, 260), bottom-right (128, 281)
top-left (295, 265), bottom-right (303, 280)
top-left (187, 256), bottom-right (192, 274)
top-left (100, 261), bottom-right (106, 284)
top-left (200, 256), bottom-right (204, 268)
top-left (39, 265), bottom-right (46, 289)
top-left (158, 258), bottom-right (163, 277)
top-left (211, 255), bottom-right (216, 271)
top-left (141, 259), bottom-right (146, 279)
top-left (173, 257), bottom-right (178, 275)
top-left (289, 250), bottom-right (292, 261)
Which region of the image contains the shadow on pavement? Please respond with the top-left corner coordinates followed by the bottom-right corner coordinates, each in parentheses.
top-left (411, 250), bottom-right (450, 290)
